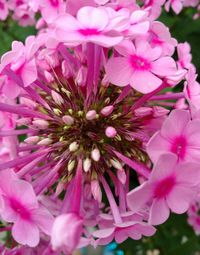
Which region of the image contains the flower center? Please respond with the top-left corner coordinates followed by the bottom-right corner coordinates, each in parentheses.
top-left (9, 197), bottom-right (31, 220)
top-left (78, 28), bottom-right (101, 36)
top-left (49, 0), bottom-right (59, 7)
top-left (0, 2), bottom-right (4, 10)
top-left (170, 136), bottom-right (187, 160)
top-left (24, 82), bottom-right (148, 180)
top-left (129, 55), bottom-right (151, 71)
top-left (154, 176), bottom-right (175, 198)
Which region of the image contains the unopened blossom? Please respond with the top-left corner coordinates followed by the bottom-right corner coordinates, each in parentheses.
top-left (127, 154), bottom-right (200, 225)
top-left (147, 109), bottom-right (200, 163)
top-left (51, 213), bottom-right (83, 253)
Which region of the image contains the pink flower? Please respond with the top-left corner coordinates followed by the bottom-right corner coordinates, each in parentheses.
top-left (51, 213), bottom-right (83, 254)
top-left (30, 0), bottom-right (66, 23)
top-left (184, 68), bottom-right (200, 112)
top-left (165, 0), bottom-right (184, 14)
top-left (127, 154), bottom-right (200, 225)
top-left (1, 36), bottom-right (38, 88)
top-left (149, 21), bottom-right (177, 56)
top-left (105, 39), bottom-right (177, 93)
top-left (0, 170), bottom-right (54, 247)
top-left (147, 109), bottom-right (200, 163)
top-left (54, 6), bottom-right (124, 47)
top-left (93, 221), bottom-right (156, 245)
top-left (177, 42), bottom-right (195, 70)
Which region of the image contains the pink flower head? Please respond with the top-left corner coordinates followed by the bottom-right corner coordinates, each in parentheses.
top-left (51, 213), bottom-right (83, 254)
top-left (105, 39), bottom-right (177, 93)
top-left (54, 6), bottom-right (124, 47)
top-left (127, 153), bottom-right (200, 225)
top-left (147, 109), bottom-right (200, 163)
top-left (1, 36), bottom-right (38, 88)
top-left (0, 170), bottom-right (54, 247)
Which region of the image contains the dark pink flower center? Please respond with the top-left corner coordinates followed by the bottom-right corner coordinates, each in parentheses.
top-left (170, 136), bottom-right (187, 160)
top-left (154, 176), bottom-right (175, 198)
top-left (49, 0), bottom-right (59, 7)
top-left (9, 198), bottom-right (31, 220)
top-left (129, 55), bottom-right (151, 71)
top-left (78, 28), bottom-right (101, 36)
top-left (0, 1), bottom-right (5, 9)
top-left (16, 0), bottom-right (24, 6)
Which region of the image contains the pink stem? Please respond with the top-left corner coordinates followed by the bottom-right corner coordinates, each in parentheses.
top-left (100, 176), bottom-right (122, 224)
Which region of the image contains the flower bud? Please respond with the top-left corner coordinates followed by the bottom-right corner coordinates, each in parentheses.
top-left (110, 159), bottom-right (122, 170)
top-left (100, 105), bottom-right (114, 116)
top-left (24, 136), bottom-right (40, 144)
top-left (51, 90), bottom-right (64, 105)
top-left (91, 148), bottom-right (100, 162)
top-left (51, 213), bottom-right (83, 254)
top-left (86, 110), bottom-right (97, 120)
top-left (32, 119), bottom-right (49, 129)
top-left (37, 138), bottom-right (52, 146)
top-left (68, 160), bottom-right (76, 172)
top-left (91, 180), bottom-right (102, 203)
top-left (62, 115), bottom-right (74, 125)
top-left (105, 126), bottom-right (117, 138)
top-left (69, 142), bottom-right (79, 152)
top-left (83, 158), bottom-right (91, 172)
top-left (117, 168), bottom-right (127, 184)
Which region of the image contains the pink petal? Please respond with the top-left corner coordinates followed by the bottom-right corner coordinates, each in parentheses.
top-left (149, 198), bottom-right (170, 225)
top-left (89, 34), bottom-right (123, 47)
top-left (151, 57), bottom-right (177, 76)
top-left (147, 132), bottom-right (171, 163)
top-left (32, 206), bottom-right (54, 235)
top-left (93, 227), bottom-right (115, 238)
top-left (12, 218), bottom-right (40, 247)
top-left (184, 120), bottom-right (200, 147)
top-left (160, 109), bottom-right (190, 140)
top-left (2, 79), bottom-right (21, 99)
top-left (166, 185), bottom-right (195, 214)
top-left (10, 180), bottom-right (38, 209)
top-left (127, 182), bottom-right (153, 213)
top-left (77, 6), bottom-right (109, 30)
top-left (54, 14), bottom-right (80, 31)
top-left (105, 57), bottom-right (133, 86)
top-left (115, 229), bottom-right (128, 243)
top-left (176, 162), bottom-right (200, 186)
top-left (0, 169), bottom-right (18, 194)
top-left (150, 153), bottom-right (177, 182)
top-left (21, 59), bottom-right (37, 87)
top-left (130, 70), bottom-right (162, 94)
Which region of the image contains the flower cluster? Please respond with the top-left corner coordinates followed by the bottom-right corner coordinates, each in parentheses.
top-left (0, 0), bottom-right (200, 254)
top-left (1, 0), bottom-right (200, 28)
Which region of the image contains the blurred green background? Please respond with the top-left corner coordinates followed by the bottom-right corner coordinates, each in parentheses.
top-left (1, 8), bottom-right (200, 255)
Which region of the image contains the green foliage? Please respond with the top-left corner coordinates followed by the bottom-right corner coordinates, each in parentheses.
top-left (118, 214), bottom-right (200, 255)
top-left (0, 19), bottom-right (36, 55)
